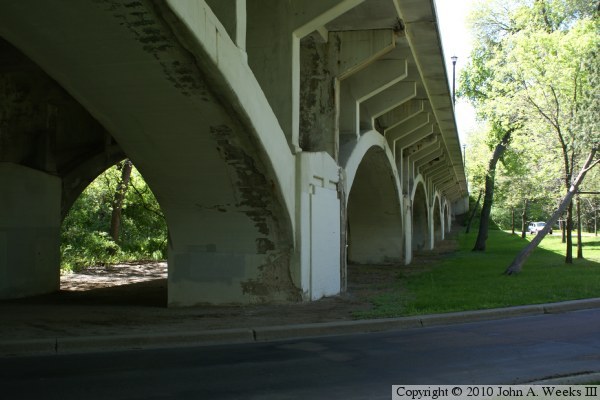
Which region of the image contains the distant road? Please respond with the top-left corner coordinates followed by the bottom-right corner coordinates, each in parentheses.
top-left (2, 309), bottom-right (599, 400)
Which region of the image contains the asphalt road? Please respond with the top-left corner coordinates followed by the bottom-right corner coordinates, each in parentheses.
top-left (2, 309), bottom-right (599, 400)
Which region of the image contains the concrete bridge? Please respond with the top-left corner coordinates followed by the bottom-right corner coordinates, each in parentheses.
top-left (0, 0), bottom-right (467, 306)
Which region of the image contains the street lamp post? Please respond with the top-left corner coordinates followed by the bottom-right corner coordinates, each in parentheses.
top-left (451, 55), bottom-right (458, 105)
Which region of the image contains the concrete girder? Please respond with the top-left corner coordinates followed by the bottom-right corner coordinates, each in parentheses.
top-left (404, 135), bottom-right (439, 161)
top-left (420, 154), bottom-right (447, 174)
top-left (403, 138), bottom-right (438, 191)
top-left (377, 99), bottom-right (426, 131)
top-left (392, 124), bottom-right (435, 157)
top-left (385, 112), bottom-right (430, 147)
top-left (333, 30), bottom-right (397, 80)
top-left (247, 0), bottom-right (365, 152)
top-left (205, 0), bottom-right (246, 50)
top-left (422, 161), bottom-right (448, 180)
top-left (432, 171), bottom-right (453, 187)
top-left (440, 178), bottom-right (459, 193)
top-left (429, 166), bottom-right (453, 185)
top-left (444, 186), bottom-right (462, 199)
top-left (425, 169), bottom-right (448, 187)
top-left (339, 59), bottom-right (408, 137)
top-left (361, 81), bottom-right (416, 128)
top-left (415, 148), bottom-right (443, 171)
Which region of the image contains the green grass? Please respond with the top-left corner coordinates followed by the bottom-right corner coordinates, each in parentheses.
top-left (355, 231), bottom-right (600, 318)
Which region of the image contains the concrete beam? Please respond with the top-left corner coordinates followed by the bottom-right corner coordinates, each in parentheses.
top-left (406, 138), bottom-right (440, 164)
top-left (385, 112), bottom-right (430, 146)
top-left (432, 169), bottom-right (453, 186)
top-left (378, 99), bottom-right (426, 131)
top-left (340, 59), bottom-right (408, 136)
top-left (361, 81), bottom-right (416, 127)
top-left (428, 166), bottom-right (452, 184)
top-left (420, 154), bottom-right (447, 174)
top-left (334, 30), bottom-right (396, 80)
top-left (415, 148), bottom-right (443, 171)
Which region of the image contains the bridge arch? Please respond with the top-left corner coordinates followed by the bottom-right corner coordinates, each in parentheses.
top-left (432, 193), bottom-right (443, 243)
top-left (344, 132), bottom-right (403, 264)
top-left (411, 175), bottom-right (430, 252)
top-left (443, 199), bottom-right (452, 233)
top-left (0, 2), bottom-right (297, 306)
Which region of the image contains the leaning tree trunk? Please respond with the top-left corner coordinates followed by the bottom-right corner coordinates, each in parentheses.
top-left (465, 190), bottom-right (483, 234)
top-left (505, 148), bottom-right (598, 275)
top-left (110, 159), bottom-right (133, 242)
top-left (473, 130), bottom-right (513, 251)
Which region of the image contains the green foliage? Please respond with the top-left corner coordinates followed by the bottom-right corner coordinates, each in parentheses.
top-left (354, 230), bottom-right (600, 318)
top-left (460, 0), bottom-right (599, 240)
top-left (61, 162), bottom-right (167, 272)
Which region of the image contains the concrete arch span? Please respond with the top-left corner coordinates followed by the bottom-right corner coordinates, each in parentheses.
top-left (411, 177), bottom-right (430, 252)
top-left (0, 0), bottom-right (298, 305)
top-left (432, 194), bottom-right (443, 243)
top-left (344, 132), bottom-right (403, 264)
top-left (444, 200), bottom-right (452, 233)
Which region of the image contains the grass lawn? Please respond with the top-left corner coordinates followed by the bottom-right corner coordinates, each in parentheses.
top-left (355, 230), bottom-right (600, 318)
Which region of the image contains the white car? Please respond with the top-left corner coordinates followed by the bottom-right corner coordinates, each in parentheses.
top-left (528, 221), bottom-right (552, 235)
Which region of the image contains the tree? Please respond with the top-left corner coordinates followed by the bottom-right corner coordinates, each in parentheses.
top-left (505, 147), bottom-right (599, 274)
top-left (61, 162), bottom-right (167, 271)
top-left (460, 0), bottom-right (599, 259)
top-left (472, 124), bottom-right (516, 251)
top-left (110, 160), bottom-right (133, 242)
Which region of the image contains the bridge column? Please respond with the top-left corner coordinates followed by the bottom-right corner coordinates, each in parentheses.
top-left (403, 194), bottom-right (413, 265)
top-left (0, 163), bottom-right (60, 298)
top-left (246, 0), bottom-right (364, 152)
top-left (299, 28), bottom-right (395, 159)
top-left (297, 153), bottom-right (341, 300)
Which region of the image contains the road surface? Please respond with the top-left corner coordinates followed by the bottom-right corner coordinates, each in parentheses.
top-left (2, 309), bottom-right (599, 399)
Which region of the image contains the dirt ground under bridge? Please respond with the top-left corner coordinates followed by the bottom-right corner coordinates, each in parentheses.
top-left (0, 232), bottom-right (459, 340)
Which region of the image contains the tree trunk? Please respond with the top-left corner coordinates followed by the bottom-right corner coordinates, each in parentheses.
top-left (576, 195), bottom-right (583, 259)
top-left (521, 199), bottom-right (528, 239)
top-left (511, 208), bottom-right (515, 235)
top-left (473, 130), bottom-right (513, 251)
top-left (565, 201), bottom-right (573, 263)
top-left (465, 190), bottom-right (483, 234)
top-left (505, 148), bottom-right (598, 275)
top-left (110, 160), bottom-right (133, 242)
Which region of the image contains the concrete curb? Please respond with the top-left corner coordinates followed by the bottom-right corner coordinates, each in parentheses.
top-left (2, 298), bottom-right (599, 357)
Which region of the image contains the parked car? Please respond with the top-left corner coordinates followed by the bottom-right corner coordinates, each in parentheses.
top-left (528, 221), bottom-right (552, 235)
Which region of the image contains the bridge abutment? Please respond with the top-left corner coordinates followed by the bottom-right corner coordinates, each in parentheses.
top-left (0, 163), bottom-right (61, 298)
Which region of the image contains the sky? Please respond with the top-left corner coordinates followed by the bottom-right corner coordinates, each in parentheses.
top-left (433, 0), bottom-right (479, 146)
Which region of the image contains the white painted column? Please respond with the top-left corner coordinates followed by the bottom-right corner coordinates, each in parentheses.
top-left (297, 153), bottom-right (341, 300)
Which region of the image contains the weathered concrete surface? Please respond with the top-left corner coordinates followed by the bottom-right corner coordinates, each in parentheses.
top-left (0, 0), bottom-right (468, 305)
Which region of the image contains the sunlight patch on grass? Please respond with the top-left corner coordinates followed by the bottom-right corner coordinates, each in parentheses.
top-left (355, 231), bottom-right (600, 319)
